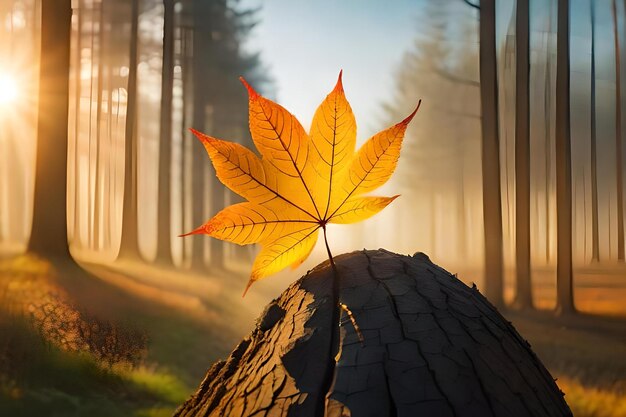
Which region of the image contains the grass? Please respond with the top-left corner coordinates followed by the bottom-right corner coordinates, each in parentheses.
top-left (0, 254), bottom-right (253, 416)
top-left (557, 377), bottom-right (626, 417)
top-left (508, 309), bottom-right (626, 417)
top-left (1, 253), bottom-right (626, 416)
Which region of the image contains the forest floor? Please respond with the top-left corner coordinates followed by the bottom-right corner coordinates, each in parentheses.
top-left (0, 253), bottom-right (624, 416)
top-left (508, 309), bottom-right (626, 417)
top-left (0, 253), bottom-right (256, 416)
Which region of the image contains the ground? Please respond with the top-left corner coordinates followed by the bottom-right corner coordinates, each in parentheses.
top-left (0, 253), bottom-right (624, 416)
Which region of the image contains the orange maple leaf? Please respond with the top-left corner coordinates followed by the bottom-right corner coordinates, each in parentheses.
top-left (183, 72), bottom-right (420, 294)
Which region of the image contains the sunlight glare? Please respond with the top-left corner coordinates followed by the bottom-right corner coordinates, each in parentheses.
top-left (0, 73), bottom-right (19, 105)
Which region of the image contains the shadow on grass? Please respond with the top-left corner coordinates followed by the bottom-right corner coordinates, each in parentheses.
top-left (0, 254), bottom-right (253, 416)
top-left (0, 311), bottom-right (186, 417)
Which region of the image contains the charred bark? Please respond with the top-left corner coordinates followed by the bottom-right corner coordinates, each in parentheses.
top-left (175, 250), bottom-right (572, 417)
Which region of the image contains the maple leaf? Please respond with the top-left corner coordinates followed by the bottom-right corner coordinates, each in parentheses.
top-left (183, 72), bottom-right (420, 294)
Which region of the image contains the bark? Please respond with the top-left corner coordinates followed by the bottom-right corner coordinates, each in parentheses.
top-left (155, 0), bottom-right (175, 265)
top-left (118, 0), bottom-right (140, 260)
top-left (590, 0), bottom-right (600, 262)
top-left (613, 0), bottom-right (625, 262)
top-left (174, 250), bottom-right (572, 417)
top-left (555, 0), bottom-right (575, 315)
top-left (514, 0), bottom-right (533, 309)
top-left (478, 0), bottom-right (504, 307)
top-left (28, 0), bottom-right (73, 258)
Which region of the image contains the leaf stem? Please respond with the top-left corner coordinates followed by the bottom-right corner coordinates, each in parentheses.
top-left (322, 224), bottom-right (337, 272)
top-left (321, 225), bottom-right (341, 410)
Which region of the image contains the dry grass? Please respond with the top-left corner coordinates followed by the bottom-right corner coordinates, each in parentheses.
top-left (557, 377), bottom-right (626, 417)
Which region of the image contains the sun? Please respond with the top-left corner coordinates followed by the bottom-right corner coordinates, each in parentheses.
top-left (0, 73), bottom-right (19, 105)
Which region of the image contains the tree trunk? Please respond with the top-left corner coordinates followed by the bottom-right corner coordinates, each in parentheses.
top-left (155, 0), bottom-right (175, 266)
top-left (72, 0), bottom-right (83, 246)
top-left (103, 58), bottom-right (114, 252)
top-left (478, 0), bottom-right (504, 307)
top-left (190, 3), bottom-right (209, 271)
top-left (590, 0), bottom-right (600, 263)
top-left (118, 0), bottom-right (141, 260)
top-left (28, 0), bottom-right (73, 258)
top-left (544, 0), bottom-right (554, 264)
top-left (514, 0), bottom-right (532, 310)
top-left (93, 1), bottom-right (105, 251)
top-left (174, 250), bottom-right (573, 417)
top-left (613, 0), bottom-right (625, 262)
top-left (555, 0), bottom-right (575, 315)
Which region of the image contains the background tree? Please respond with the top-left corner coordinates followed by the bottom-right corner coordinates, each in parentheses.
top-left (155, 0), bottom-right (175, 266)
top-left (475, 0), bottom-right (505, 307)
top-left (384, 0), bottom-right (481, 269)
top-left (613, 0), bottom-right (624, 262)
top-left (555, 0), bottom-right (574, 315)
top-left (590, 0), bottom-right (599, 263)
top-left (514, 0), bottom-right (532, 309)
top-left (118, 0), bottom-right (141, 260)
top-left (28, 0), bottom-right (72, 258)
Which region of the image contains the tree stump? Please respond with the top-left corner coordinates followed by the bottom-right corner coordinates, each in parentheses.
top-left (174, 249), bottom-right (572, 417)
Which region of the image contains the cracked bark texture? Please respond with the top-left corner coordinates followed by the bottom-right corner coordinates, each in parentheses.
top-left (174, 249), bottom-right (572, 417)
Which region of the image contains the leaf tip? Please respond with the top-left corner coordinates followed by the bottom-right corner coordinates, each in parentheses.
top-left (242, 279), bottom-right (254, 297)
top-left (402, 100), bottom-right (422, 125)
top-left (333, 69), bottom-right (344, 93)
top-left (239, 76), bottom-right (259, 99)
top-left (179, 226), bottom-right (205, 237)
top-left (189, 127), bottom-right (210, 143)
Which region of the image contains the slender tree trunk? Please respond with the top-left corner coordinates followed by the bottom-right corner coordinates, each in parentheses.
top-left (430, 188), bottom-right (437, 259)
top-left (180, 30), bottom-right (190, 268)
top-left (457, 166), bottom-right (467, 258)
top-left (28, 0), bottom-right (73, 258)
top-left (555, 0), bottom-right (575, 315)
top-left (613, 0), bottom-right (625, 262)
top-left (201, 2), bottom-right (224, 270)
top-left (155, 0), bottom-right (175, 265)
top-left (86, 3), bottom-right (97, 249)
top-left (478, 0), bottom-right (504, 307)
top-left (103, 58), bottom-right (114, 252)
top-left (118, 0), bottom-right (140, 260)
top-left (93, 1), bottom-right (105, 251)
top-left (514, 0), bottom-right (532, 309)
top-left (72, 0), bottom-right (83, 247)
top-left (590, 0), bottom-right (600, 263)
top-left (545, 6), bottom-right (554, 264)
top-left (190, 4), bottom-right (208, 271)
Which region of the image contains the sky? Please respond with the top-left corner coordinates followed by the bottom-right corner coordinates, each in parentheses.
top-left (239, 0), bottom-right (422, 139)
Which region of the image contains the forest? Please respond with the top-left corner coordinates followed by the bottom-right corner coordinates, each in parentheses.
top-left (0, 0), bottom-right (625, 416)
